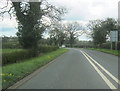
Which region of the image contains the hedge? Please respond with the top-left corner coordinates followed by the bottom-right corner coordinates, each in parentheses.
top-left (96, 41), bottom-right (120, 50)
top-left (2, 46), bottom-right (59, 65)
top-left (38, 45), bottom-right (58, 53)
top-left (2, 50), bottom-right (34, 65)
top-left (2, 42), bottom-right (22, 49)
top-left (65, 44), bottom-right (93, 48)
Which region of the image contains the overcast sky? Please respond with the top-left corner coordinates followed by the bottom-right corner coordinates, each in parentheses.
top-left (0, 0), bottom-right (119, 40)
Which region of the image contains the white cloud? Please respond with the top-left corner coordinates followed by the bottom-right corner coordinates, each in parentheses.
top-left (0, 17), bottom-right (18, 28)
top-left (0, 15), bottom-right (18, 36)
top-left (48, 0), bottom-right (119, 21)
top-left (0, 0), bottom-right (119, 40)
top-left (47, 0), bottom-right (119, 41)
top-left (61, 20), bottom-right (88, 26)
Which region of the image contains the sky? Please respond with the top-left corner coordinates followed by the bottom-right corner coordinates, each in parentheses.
top-left (0, 0), bottom-right (119, 41)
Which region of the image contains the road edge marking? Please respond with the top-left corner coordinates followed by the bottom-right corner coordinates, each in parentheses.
top-left (80, 50), bottom-right (116, 89)
top-left (82, 51), bottom-right (120, 85)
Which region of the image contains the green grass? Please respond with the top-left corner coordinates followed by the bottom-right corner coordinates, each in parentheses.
top-left (2, 48), bottom-right (68, 89)
top-left (87, 48), bottom-right (120, 56)
top-left (2, 49), bottom-right (23, 53)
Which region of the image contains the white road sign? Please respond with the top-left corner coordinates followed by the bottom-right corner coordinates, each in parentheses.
top-left (110, 31), bottom-right (118, 42)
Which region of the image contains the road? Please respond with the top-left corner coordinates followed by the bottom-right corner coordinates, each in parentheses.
top-left (16, 48), bottom-right (119, 89)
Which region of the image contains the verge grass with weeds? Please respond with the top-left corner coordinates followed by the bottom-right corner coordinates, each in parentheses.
top-left (87, 48), bottom-right (119, 56)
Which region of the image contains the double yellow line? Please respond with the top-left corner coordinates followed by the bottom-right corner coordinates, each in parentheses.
top-left (80, 50), bottom-right (119, 89)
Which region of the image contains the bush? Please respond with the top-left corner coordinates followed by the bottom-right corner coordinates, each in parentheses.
top-left (2, 46), bottom-right (59, 65)
top-left (2, 42), bottom-right (22, 49)
top-left (2, 50), bottom-right (34, 65)
top-left (99, 43), bottom-right (111, 49)
top-left (96, 41), bottom-right (120, 50)
top-left (38, 45), bottom-right (58, 53)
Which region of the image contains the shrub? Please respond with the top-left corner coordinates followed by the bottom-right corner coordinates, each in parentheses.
top-left (2, 42), bottom-right (22, 49)
top-left (2, 46), bottom-right (59, 65)
top-left (100, 43), bottom-right (111, 49)
top-left (97, 41), bottom-right (120, 50)
top-left (38, 45), bottom-right (59, 53)
top-left (2, 50), bottom-right (34, 65)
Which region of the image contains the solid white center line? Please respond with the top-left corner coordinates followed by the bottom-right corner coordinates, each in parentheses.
top-left (80, 50), bottom-right (116, 89)
top-left (83, 51), bottom-right (120, 85)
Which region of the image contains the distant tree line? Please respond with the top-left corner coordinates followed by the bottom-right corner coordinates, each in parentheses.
top-left (48, 22), bottom-right (84, 47)
top-left (87, 18), bottom-right (119, 47)
top-left (1, 1), bottom-right (119, 50)
top-left (2, 21), bottom-right (85, 48)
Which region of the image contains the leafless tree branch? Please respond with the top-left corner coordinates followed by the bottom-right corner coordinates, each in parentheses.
top-left (0, 0), bottom-right (9, 9)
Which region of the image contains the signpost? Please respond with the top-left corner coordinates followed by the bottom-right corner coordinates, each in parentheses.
top-left (110, 31), bottom-right (118, 50)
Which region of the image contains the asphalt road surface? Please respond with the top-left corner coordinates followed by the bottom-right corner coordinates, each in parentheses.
top-left (17, 48), bottom-right (119, 89)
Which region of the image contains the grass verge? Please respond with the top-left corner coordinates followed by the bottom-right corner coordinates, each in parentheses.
top-left (87, 48), bottom-right (120, 56)
top-left (2, 48), bottom-right (68, 89)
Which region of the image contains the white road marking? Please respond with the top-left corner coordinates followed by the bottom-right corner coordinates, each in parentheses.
top-left (80, 50), bottom-right (117, 89)
top-left (82, 51), bottom-right (120, 85)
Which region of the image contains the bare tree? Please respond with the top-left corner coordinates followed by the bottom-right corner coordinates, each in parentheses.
top-left (64, 22), bottom-right (84, 47)
top-left (49, 22), bottom-right (67, 46)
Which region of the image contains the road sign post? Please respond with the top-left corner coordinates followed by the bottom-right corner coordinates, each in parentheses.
top-left (110, 42), bottom-right (112, 50)
top-left (110, 31), bottom-right (118, 50)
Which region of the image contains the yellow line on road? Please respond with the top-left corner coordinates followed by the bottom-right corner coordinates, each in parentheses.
top-left (80, 50), bottom-right (116, 89)
top-left (82, 51), bottom-right (120, 85)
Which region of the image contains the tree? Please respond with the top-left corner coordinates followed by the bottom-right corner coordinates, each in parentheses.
top-left (87, 20), bottom-right (106, 45)
top-left (64, 22), bottom-right (84, 47)
top-left (0, 0), bottom-right (66, 50)
top-left (2, 36), bottom-right (9, 43)
top-left (87, 18), bottom-right (118, 46)
top-left (103, 18), bottom-right (117, 33)
top-left (12, 2), bottom-right (43, 49)
top-left (49, 23), bottom-right (66, 46)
